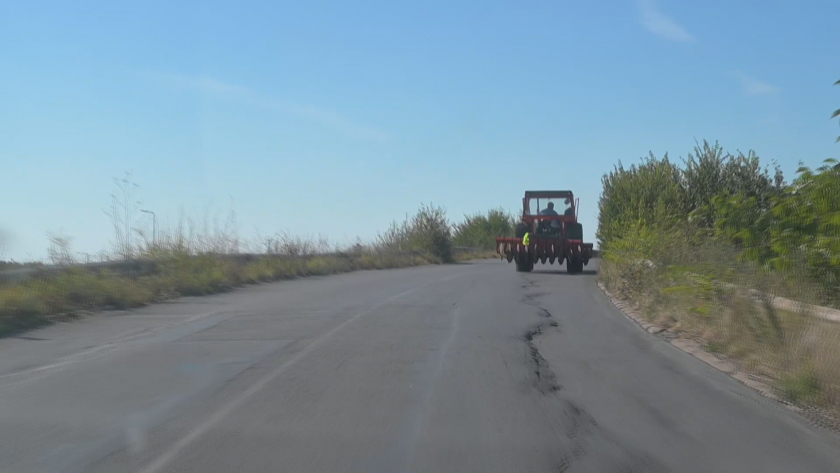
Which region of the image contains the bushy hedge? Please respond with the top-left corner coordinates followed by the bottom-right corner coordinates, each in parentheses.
top-left (597, 140), bottom-right (784, 247)
top-left (597, 138), bottom-right (840, 303)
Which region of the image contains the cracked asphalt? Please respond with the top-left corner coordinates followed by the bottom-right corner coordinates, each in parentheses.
top-left (1, 259), bottom-right (840, 472)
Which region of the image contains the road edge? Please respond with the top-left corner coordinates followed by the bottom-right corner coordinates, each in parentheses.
top-left (598, 280), bottom-right (840, 441)
top-left (595, 281), bottom-right (787, 404)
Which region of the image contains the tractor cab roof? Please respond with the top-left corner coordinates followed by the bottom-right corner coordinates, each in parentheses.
top-left (522, 191), bottom-right (576, 217)
top-left (523, 190), bottom-right (574, 199)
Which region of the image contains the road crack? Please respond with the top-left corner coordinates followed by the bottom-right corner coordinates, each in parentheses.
top-left (519, 276), bottom-right (670, 473)
top-left (520, 279), bottom-right (562, 395)
top-left (524, 324), bottom-right (561, 394)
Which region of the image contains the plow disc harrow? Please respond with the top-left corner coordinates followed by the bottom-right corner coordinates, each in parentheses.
top-left (496, 237), bottom-right (592, 274)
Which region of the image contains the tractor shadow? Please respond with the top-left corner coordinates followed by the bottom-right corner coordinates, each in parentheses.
top-left (531, 268), bottom-right (597, 276)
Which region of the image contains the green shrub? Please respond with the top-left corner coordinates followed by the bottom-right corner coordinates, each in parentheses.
top-left (378, 203), bottom-right (454, 262)
top-left (780, 366), bottom-right (822, 404)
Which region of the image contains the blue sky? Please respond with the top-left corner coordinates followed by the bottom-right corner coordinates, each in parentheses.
top-left (1, 0), bottom-right (838, 260)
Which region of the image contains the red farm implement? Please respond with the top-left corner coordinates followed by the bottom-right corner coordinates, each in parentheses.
top-left (496, 190), bottom-right (594, 274)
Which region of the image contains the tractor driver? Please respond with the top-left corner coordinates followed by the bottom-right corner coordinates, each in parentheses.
top-left (539, 202), bottom-right (562, 231)
top-left (539, 202), bottom-right (558, 217)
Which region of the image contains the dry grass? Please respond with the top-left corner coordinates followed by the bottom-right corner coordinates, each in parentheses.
top-left (1, 182), bottom-right (498, 339)
top-left (0, 248), bottom-right (457, 337)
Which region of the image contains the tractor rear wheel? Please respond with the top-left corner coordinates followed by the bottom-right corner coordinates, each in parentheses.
top-left (514, 222), bottom-right (530, 239)
top-left (567, 255), bottom-right (582, 274)
top-left (516, 255), bottom-right (533, 272)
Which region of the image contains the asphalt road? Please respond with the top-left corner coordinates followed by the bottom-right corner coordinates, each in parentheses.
top-left (2, 259), bottom-right (840, 472)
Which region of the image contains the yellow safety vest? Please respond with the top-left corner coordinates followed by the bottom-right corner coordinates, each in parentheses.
top-left (522, 232), bottom-right (530, 246)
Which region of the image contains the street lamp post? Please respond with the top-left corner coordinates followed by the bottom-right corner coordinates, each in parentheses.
top-left (141, 209), bottom-right (156, 247)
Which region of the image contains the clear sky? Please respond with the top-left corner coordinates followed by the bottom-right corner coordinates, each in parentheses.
top-left (1, 0), bottom-right (838, 261)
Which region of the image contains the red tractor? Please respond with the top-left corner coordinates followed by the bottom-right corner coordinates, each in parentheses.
top-left (496, 190), bottom-right (594, 274)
